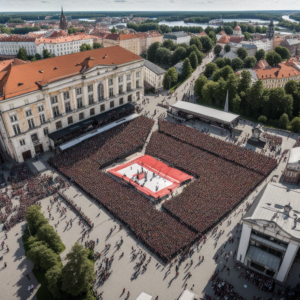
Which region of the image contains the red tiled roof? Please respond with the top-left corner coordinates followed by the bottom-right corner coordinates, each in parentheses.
top-left (0, 46), bottom-right (143, 100)
top-left (254, 62), bottom-right (300, 80)
top-left (0, 58), bottom-right (26, 73)
top-left (35, 34), bottom-right (93, 45)
top-left (0, 35), bottom-right (36, 42)
top-left (218, 31), bottom-right (226, 35)
top-left (229, 36), bottom-right (244, 43)
top-left (217, 35), bottom-right (229, 44)
top-left (253, 59), bottom-right (270, 70)
top-left (234, 25), bottom-right (241, 31)
top-left (103, 33), bottom-right (138, 41)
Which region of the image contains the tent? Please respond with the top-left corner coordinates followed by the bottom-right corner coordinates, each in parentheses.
top-left (136, 292), bottom-right (152, 300)
top-left (179, 290), bottom-right (198, 300)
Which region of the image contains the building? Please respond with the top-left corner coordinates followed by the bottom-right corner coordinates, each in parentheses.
top-left (273, 36), bottom-right (283, 49)
top-left (241, 43), bottom-right (257, 56)
top-left (0, 58), bottom-right (26, 72)
top-left (282, 147), bottom-right (300, 184)
top-left (162, 31), bottom-right (191, 45)
top-left (244, 38), bottom-right (274, 53)
top-left (0, 46), bottom-right (144, 162)
top-left (216, 30), bottom-right (227, 42)
top-left (237, 183), bottom-right (300, 284)
top-left (143, 60), bottom-right (166, 92)
top-left (233, 25), bottom-right (242, 36)
top-left (0, 36), bottom-right (37, 57)
top-left (253, 61), bottom-right (300, 88)
top-left (280, 39), bottom-right (300, 56)
top-left (59, 7), bottom-right (68, 31)
top-left (266, 18), bottom-right (275, 38)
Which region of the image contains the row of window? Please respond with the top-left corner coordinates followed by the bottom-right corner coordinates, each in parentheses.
top-left (19, 128), bottom-right (49, 147)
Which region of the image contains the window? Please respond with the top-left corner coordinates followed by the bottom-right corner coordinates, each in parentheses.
top-left (127, 83), bottom-right (131, 91)
top-left (100, 104), bottom-right (105, 112)
top-left (39, 114), bottom-right (46, 124)
top-left (53, 106), bottom-right (59, 117)
top-left (109, 78), bottom-right (113, 86)
top-left (77, 97), bottom-right (83, 109)
top-left (28, 118), bottom-right (35, 129)
top-left (119, 85), bottom-right (123, 94)
top-left (31, 134), bottom-right (38, 142)
top-left (43, 127), bottom-right (49, 136)
top-left (38, 106), bottom-right (44, 112)
top-left (26, 110), bottom-right (32, 117)
top-left (56, 121), bottom-right (62, 129)
top-left (76, 87), bottom-right (82, 95)
top-left (136, 72), bottom-right (140, 78)
top-left (127, 74), bottom-right (131, 81)
top-left (136, 80), bottom-right (139, 88)
top-left (118, 76), bottom-right (123, 83)
top-left (88, 85), bottom-right (93, 92)
top-left (88, 94), bottom-right (94, 105)
top-left (65, 102), bottom-right (71, 112)
top-left (90, 108), bottom-right (95, 116)
top-left (109, 88), bottom-right (114, 97)
top-left (79, 112), bottom-right (84, 120)
top-left (9, 104), bottom-right (14, 109)
top-left (20, 139), bottom-right (25, 146)
top-left (51, 95), bottom-right (58, 104)
top-left (119, 98), bottom-right (123, 105)
top-left (10, 115), bottom-right (18, 122)
top-left (63, 91), bottom-right (70, 100)
top-left (110, 101), bottom-right (114, 108)
top-left (68, 116), bottom-right (73, 124)
top-left (98, 83), bottom-right (104, 101)
top-left (128, 95), bottom-right (132, 102)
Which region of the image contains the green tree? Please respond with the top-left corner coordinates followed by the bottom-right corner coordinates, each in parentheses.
top-left (224, 26), bottom-right (233, 35)
top-left (147, 42), bottom-right (161, 63)
top-left (187, 45), bottom-right (204, 65)
top-left (181, 58), bottom-right (193, 79)
top-left (244, 32), bottom-right (251, 41)
top-left (226, 73), bottom-right (240, 109)
top-left (61, 242), bottom-right (95, 297)
top-left (215, 57), bottom-right (225, 68)
top-left (25, 205), bottom-right (48, 235)
top-left (237, 47), bottom-right (248, 60)
top-left (204, 62), bottom-right (218, 77)
top-left (35, 53), bottom-right (42, 60)
top-left (208, 31), bottom-right (217, 44)
top-left (214, 44), bottom-right (222, 56)
top-left (163, 67), bottom-right (178, 89)
top-left (80, 43), bottom-right (93, 52)
top-left (155, 47), bottom-right (171, 64)
top-left (258, 115), bottom-right (267, 123)
top-left (279, 113), bottom-right (289, 129)
top-left (163, 39), bottom-right (176, 50)
top-left (212, 65), bottom-right (234, 81)
top-left (189, 37), bottom-right (203, 51)
top-left (43, 49), bottom-right (55, 58)
top-left (255, 49), bottom-right (266, 61)
top-left (232, 94), bottom-right (241, 113)
top-left (224, 57), bottom-right (232, 67)
top-left (110, 26), bottom-right (117, 33)
top-left (285, 80), bottom-right (300, 116)
top-left (93, 42), bottom-right (102, 49)
top-left (274, 46), bottom-right (290, 60)
top-left (189, 52), bottom-right (198, 70)
top-left (17, 47), bottom-right (27, 61)
top-left (255, 26), bottom-right (262, 33)
top-left (246, 80), bottom-right (267, 117)
top-left (171, 46), bottom-right (186, 65)
top-left (244, 56), bottom-right (257, 68)
top-left (36, 224), bottom-right (63, 254)
top-left (201, 81), bottom-right (219, 104)
top-left (200, 36), bottom-right (214, 52)
top-left (248, 25), bottom-right (255, 33)
top-left (268, 87), bottom-right (293, 119)
top-left (290, 117), bottom-right (300, 132)
top-left (45, 265), bottom-right (63, 299)
top-left (231, 58), bottom-right (244, 71)
top-left (194, 74), bottom-right (208, 96)
top-left (266, 51), bottom-right (282, 67)
top-left (31, 57), bottom-right (37, 62)
top-left (224, 43), bottom-right (231, 53)
top-left (238, 70), bottom-right (252, 94)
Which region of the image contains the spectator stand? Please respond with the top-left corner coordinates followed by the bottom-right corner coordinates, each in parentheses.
top-left (169, 101), bottom-right (240, 131)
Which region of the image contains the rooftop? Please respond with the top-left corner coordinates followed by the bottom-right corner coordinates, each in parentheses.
top-left (144, 60), bottom-right (166, 75)
top-left (163, 31), bottom-right (189, 39)
top-left (0, 46), bottom-right (143, 100)
top-left (35, 34), bottom-right (93, 45)
top-left (103, 33), bottom-right (138, 41)
top-left (284, 38), bottom-right (300, 46)
top-left (288, 147), bottom-right (300, 164)
top-left (243, 183), bottom-right (300, 241)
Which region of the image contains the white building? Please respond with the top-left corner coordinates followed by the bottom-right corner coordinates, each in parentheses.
top-left (162, 31), bottom-right (191, 45)
top-left (0, 34), bottom-right (94, 58)
top-left (0, 46), bottom-right (144, 162)
top-left (237, 183), bottom-right (300, 284)
top-left (143, 60), bottom-right (166, 92)
top-left (283, 147), bottom-right (300, 184)
top-left (244, 39), bottom-right (274, 53)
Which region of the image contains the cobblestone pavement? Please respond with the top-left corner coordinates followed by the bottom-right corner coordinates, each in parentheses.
top-left (1, 53), bottom-right (300, 300)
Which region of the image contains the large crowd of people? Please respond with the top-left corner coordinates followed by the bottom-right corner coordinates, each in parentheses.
top-left (146, 131), bottom-right (263, 233)
top-left (294, 136), bottom-right (300, 148)
top-left (262, 133), bottom-right (282, 152)
top-left (158, 120), bottom-right (277, 176)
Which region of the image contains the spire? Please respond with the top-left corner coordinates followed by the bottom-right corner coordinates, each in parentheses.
top-left (224, 90), bottom-right (229, 112)
top-left (270, 17), bottom-right (274, 26)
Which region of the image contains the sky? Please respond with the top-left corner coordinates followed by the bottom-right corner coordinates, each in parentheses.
top-left (0, 0), bottom-right (299, 12)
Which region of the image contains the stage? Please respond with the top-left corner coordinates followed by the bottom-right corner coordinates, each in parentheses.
top-left (108, 155), bottom-right (193, 199)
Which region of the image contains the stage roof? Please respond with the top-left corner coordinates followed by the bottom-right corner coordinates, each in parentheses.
top-left (171, 101), bottom-right (239, 125)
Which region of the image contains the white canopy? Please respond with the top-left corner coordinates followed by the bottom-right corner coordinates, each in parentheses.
top-left (136, 292), bottom-right (152, 300)
top-left (288, 147), bottom-right (300, 165)
top-left (179, 290), bottom-right (197, 300)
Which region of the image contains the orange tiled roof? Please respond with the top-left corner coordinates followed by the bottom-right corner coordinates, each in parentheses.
top-left (35, 34), bottom-right (93, 45)
top-left (234, 25), bottom-right (241, 31)
top-left (254, 62), bottom-right (300, 80)
top-left (0, 58), bottom-right (27, 73)
top-left (136, 32), bottom-right (148, 39)
top-left (0, 46), bottom-right (143, 100)
top-left (217, 35), bottom-right (229, 44)
top-left (253, 59), bottom-right (270, 70)
top-left (0, 35), bottom-right (36, 42)
top-left (229, 36), bottom-right (244, 43)
top-left (103, 33), bottom-right (138, 41)
top-left (218, 31), bottom-right (226, 35)
top-left (199, 31), bottom-right (207, 36)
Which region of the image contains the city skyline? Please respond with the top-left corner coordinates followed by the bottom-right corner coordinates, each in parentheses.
top-left (0, 0), bottom-right (300, 12)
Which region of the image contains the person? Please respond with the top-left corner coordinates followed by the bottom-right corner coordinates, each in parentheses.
top-left (26, 274), bottom-right (30, 280)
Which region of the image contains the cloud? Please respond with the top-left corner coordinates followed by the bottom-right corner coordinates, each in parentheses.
top-left (114, 0), bottom-right (126, 2)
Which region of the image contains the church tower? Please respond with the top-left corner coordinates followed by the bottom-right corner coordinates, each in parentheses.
top-left (59, 6), bottom-right (68, 31)
top-left (266, 17), bottom-right (275, 38)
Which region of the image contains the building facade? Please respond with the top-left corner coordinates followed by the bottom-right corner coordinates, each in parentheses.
top-left (266, 18), bottom-right (275, 38)
top-left (280, 39), bottom-right (300, 56)
top-left (143, 60), bottom-right (166, 92)
top-left (282, 147), bottom-right (300, 184)
top-left (163, 31), bottom-right (191, 45)
top-left (237, 183), bottom-right (300, 284)
top-left (0, 46), bottom-right (144, 162)
top-left (0, 36), bottom-right (37, 56)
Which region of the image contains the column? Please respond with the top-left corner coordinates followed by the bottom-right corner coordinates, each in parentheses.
top-left (93, 80), bottom-right (98, 103)
top-left (236, 223), bottom-right (252, 264)
top-left (113, 74), bottom-right (118, 96)
top-left (104, 76), bottom-right (108, 100)
top-left (70, 86), bottom-right (76, 111)
top-left (83, 83), bottom-right (88, 107)
top-left (59, 89), bottom-right (66, 115)
top-left (43, 91), bottom-right (53, 119)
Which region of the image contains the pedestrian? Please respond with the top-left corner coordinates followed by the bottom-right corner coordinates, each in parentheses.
top-left (26, 274), bottom-right (30, 280)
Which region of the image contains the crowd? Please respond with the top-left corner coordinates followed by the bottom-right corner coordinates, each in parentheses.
top-left (262, 133), bottom-right (282, 152)
top-left (285, 283), bottom-right (300, 300)
top-left (244, 270), bottom-right (274, 293)
top-left (294, 136), bottom-right (300, 148)
top-left (158, 120), bottom-right (277, 176)
top-left (49, 116), bottom-right (196, 261)
top-left (146, 131), bottom-right (263, 233)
